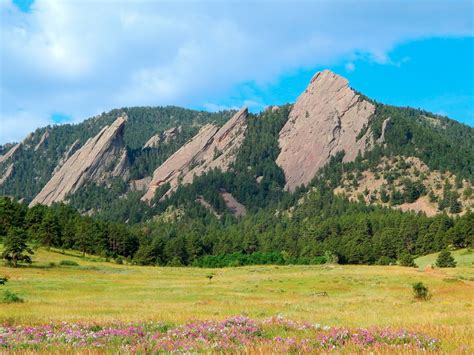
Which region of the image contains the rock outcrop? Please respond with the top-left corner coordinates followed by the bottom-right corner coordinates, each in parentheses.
top-left (0, 163), bottom-right (13, 186)
top-left (143, 134), bottom-right (161, 149)
top-left (220, 191), bottom-right (247, 217)
top-left (30, 114), bottom-right (128, 206)
top-left (143, 126), bottom-right (181, 149)
top-left (0, 142), bottom-right (21, 165)
top-left (34, 130), bottom-right (49, 151)
top-left (52, 139), bottom-right (81, 175)
top-left (276, 70), bottom-right (375, 191)
top-left (142, 107), bottom-right (248, 202)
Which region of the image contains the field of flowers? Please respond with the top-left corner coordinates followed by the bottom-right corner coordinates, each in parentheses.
top-left (1, 315), bottom-right (439, 353)
top-left (1, 248), bottom-right (473, 352)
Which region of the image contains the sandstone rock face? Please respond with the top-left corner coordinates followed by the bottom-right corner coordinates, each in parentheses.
top-left (377, 117), bottom-right (392, 144)
top-left (30, 114), bottom-right (128, 206)
top-left (0, 163), bottom-right (13, 186)
top-left (34, 130), bottom-right (49, 151)
top-left (276, 70), bottom-right (375, 191)
top-left (0, 142), bottom-right (21, 165)
top-left (143, 126), bottom-right (181, 149)
top-left (142, 107), bottom-right (248, 202)
top-left (143, 134), bottom-right (161, 149)
top-left (220, 191), bottom-right (247, 217)
top-left (52, 139), bottom-right (81, 175)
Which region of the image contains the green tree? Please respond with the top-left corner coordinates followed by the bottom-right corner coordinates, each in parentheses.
top-left (398, 252), bottom-right (416, 267)
top-left (38, 210), bottom-right (61, 249)
top-left (435, 249), bottom-right (457, 268)
top-left (1, 227), bottom-right (34, 267)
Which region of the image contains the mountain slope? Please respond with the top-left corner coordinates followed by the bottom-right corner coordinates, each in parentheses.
top-left (1, 70), bottom-right (473, 220)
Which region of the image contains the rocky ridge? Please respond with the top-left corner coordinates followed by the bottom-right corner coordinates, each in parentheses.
top-left (141, 107), bottom-right (248, 201)
top-left (276, 70), bottom-right (375, 191)
top-left (30, 114), bottom-right (129, 206)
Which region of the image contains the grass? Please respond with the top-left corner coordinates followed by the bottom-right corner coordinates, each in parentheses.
top-left (416, 248), bottom-right (474, 268)
top-left (0, 247), bottom-right (473, 352)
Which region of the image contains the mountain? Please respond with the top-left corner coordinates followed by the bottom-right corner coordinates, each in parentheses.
top-left (1, 70), bottom-right (473, 219)
top-left (30, 114), bottom-right (129, 206)
top-left (276, 70), bottom-right (376, 191)
top-left (1, 70), bottom-right (473, 267)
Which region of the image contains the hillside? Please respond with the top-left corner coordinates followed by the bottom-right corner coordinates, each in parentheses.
top-left (1, 70), bottom-right (473, 266)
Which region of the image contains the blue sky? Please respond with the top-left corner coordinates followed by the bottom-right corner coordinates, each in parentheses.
top-left (1, 0), bottom-right (473, 144)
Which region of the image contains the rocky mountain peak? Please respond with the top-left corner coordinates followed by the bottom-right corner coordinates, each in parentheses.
top-left (276, 70), bottom-right (375, 191)
top-left (30, 114), bottom-right (129, 206)
top-left (141, 107), bottom-right (248, 202)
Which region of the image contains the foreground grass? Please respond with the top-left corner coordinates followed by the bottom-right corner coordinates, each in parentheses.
top-left (0, 248), bottom-right (473, 352)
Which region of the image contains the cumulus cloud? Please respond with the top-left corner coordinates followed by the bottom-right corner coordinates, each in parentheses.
top-left (0, 0), bottom-right (473, 143)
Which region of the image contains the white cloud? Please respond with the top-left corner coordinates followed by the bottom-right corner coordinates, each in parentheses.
top-left (0, 0), bottom-right (473, 143)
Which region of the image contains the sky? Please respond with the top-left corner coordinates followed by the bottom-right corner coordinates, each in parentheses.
top-left (0, 0), bottom-right (473, 144)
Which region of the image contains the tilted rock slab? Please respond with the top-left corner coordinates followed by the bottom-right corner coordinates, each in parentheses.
top-left (0, 142), bottom-right (21, 165)
top-left (276, 70), bottom-right (375, 191)
top-left (30, 115), bottom-right (128, 206)
top-left (143, 126), bottom-right (181, 149)
top-left (142, 107), bottom-right (248, 202)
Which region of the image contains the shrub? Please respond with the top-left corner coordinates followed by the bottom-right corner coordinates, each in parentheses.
top-left (59, 260), bottom-right (79, 267)
top-left (399, 253), bottom-right (416, 267)
top-left (377, 256), bottom-right (395, 265)
top-left (324, 250), bottom-right (339, 265)
top-left (2, 290), bottom-right (24, 303)
top-left (412, 282), bottom-right (431, 300)
top-left (115, 257), bottom-right (124, 265)
top-left (435, 250), bottom-right (457, 268)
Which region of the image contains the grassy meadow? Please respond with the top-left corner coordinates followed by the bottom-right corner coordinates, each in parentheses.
top-left (0, 247), bottom-right (473, 352)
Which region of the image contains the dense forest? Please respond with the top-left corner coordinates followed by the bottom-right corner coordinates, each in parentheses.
top-left (1, 189), bottom-right (472, 267)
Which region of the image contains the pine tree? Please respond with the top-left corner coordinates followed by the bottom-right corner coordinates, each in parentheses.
top-left (398, 252), bottom-right (416, 267)
top-left (435, 249), bottom-right (457, 268)
top-left (1, 227), bottom-right (34, 267)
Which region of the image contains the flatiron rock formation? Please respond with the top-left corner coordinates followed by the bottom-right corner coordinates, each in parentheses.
top-left (30, 114), bottom-right (128, 206)
top-left (276, 70), bottom-right (375, 191)
top-left (143, 126), bottom-right (181, 149)
top-left (142, 107), bottom-right (248, 201)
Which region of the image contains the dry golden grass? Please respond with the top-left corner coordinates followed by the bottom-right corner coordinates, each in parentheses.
top-left (0, 247), bottom-right (473, 352)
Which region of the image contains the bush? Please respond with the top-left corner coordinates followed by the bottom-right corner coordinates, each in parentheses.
top-left (398, 253), bottom-right (417, 267)
top-left (324, 250), bottom-right (339, 265)
top-left (59, 260), bottom-right (79, 267)
top-left (377, 256), bottom-right (395, 265)
top-left (412, 282), bottom-right (431, 300)
top-left (435, 250), bottom-right (457, 268)
top-left (2, 290), bottom-right (24, 303)
top-left (115, 257), bottom-right (124, 265)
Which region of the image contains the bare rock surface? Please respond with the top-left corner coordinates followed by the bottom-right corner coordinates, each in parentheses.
top-left (0, 163), bottom-right (13, 186)
top-left (0, 142), bottom-right (21, 165)
top-left (142, 107), bottom-right (248, 201)
top-left (34, 130), bottom-right (49, 151)
top-left (196, 196), bottom-right (221, 219)
top-left (276, 70), bottom-right (375, 191)
top-left (130, 176), bottom-right (152, 191)
top-left (30, 114), bottom-right (128, 206)
top-left (144, 134), bottom-right (161, 149)
top-left (143, 126), bottom-right (181, 149)
top-left (220, 191), bottom-right (247, 217)
top-left (52, 139), bottom-right (81, 175)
